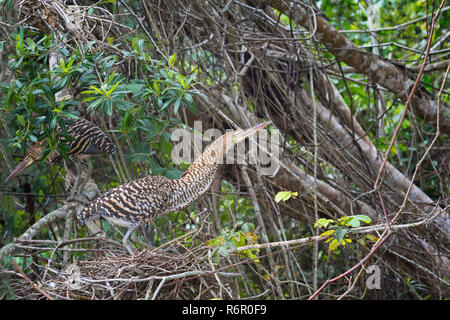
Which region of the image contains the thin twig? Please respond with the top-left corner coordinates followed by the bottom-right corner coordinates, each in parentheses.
top-left (10, 258), bottom-right (53, 300)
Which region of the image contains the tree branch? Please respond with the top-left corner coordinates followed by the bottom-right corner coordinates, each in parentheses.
top-left (259, 0), bottom-right (450, 134)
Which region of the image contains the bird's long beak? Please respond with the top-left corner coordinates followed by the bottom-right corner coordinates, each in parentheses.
top-left (234, 121), bottom-right (272, 144)
top-left (4, 157), bottom-right (35, 183)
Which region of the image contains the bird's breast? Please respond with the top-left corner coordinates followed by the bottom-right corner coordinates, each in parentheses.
top-left (78, 176), bottom-right (172, 223)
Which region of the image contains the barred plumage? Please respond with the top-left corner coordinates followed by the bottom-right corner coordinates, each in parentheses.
top-left (5, 116), bottom-right (116, 182)
top-left (62, 117), bottom-right (116, 157)
top-left (78, 121), bottom-right (271, 254)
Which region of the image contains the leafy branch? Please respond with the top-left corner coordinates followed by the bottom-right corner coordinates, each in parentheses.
top-left (315, 215), bottom-right (374, 251)
top-left (207, 222), bottom-right (260, 263)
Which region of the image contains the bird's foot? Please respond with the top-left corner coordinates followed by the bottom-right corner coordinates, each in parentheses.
top-left (129, 232), bottom-right (150, 248)
top-left (92, 230), bottom-right (107, 239)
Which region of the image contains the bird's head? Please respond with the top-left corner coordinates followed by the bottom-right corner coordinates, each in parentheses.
top-left (5, 140), bottom-right (46, 183)
top-left (202, 121), bottom-right (272, 164)
top-left (229, 121), bottom-right (271, 149)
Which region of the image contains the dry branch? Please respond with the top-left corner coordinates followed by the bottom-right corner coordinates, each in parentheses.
top-left (259, 0), bottom-right (450, 134)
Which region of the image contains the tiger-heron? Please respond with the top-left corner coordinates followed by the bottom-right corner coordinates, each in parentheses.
top-left (78, 121), bottom-right (271, 254)
top-left (5, 116), bottom-right (116, 193)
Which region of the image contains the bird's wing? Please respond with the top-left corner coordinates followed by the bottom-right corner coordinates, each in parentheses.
top-left (78, 176), bottom-right (171, 224)
top-left (67, 118), bottom-right (116, 156)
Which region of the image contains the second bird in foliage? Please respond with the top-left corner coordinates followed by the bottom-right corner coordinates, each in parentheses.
top-left (5, 116), bottom-right (116, 183)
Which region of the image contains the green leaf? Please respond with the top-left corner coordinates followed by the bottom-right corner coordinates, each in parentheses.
top-left (173, 97), bottom-right (181, 114)
top-left (87, 97), bottom-right (104, 111)
top-left (354, 215), bottom-right (372, 224)
top-left (315, 218), bottom-right (334, 229)
top-left (320, 229), bottom-right (335, 237)
top-left (346, 215), bottom-right (372, 227)
top-left (61, 110), bottom-right (79, 120)
top-left (11, 55), bottom-right (24, 70)
top-left (28, 134), bottom-right (37, 143)
top-left (275, 191), bottom-right (287, 203)
top-left (329, 239), bottom-right (340, 251)
top-left (51, 75), bottom-right (69, 92)
top-left (217, 246), bottom-right (229, 257)
top-left (27, 93), bottom-right (35, 109)
top-left (6, 89), bottom-right (14, 108)
top-left (106, 99), bottom-right (113, 115)
top-left (275, 191), bottom-right (297, 203)
top-left (160, 97), bottom-right (175, 112)
top-left (16, 114), bottom-right (26, 127)
top-left (16, 28), bottom-right (24, 50)
top-left (168, 53), bottom-right (176, 67)
top-left (59, 47), bottom-right (70, 57)
top-left (335, 227), bottom-right (348, 242)
top-left (365, 234), bottom-right (378, 242)
top-left (164, 167), bottom-right (184, 179)
top-left (345, 217), bottom-right (360, 227)
top-left (106, 80), bottom-right (121, 96)
top-left (126, 82), bottom-right (145, 95)
top-left (184, 93), bottom-right (193, 106)
top-left (42, 85), bottom-right (55, 105)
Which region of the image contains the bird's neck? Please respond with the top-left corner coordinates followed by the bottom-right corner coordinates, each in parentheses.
top-left (166, 150), bottom-right (220, 212)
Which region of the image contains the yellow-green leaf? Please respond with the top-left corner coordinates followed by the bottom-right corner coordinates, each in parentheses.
top-left (106, 80), bottom-right (121, 96)
top-left (315, 218), bottom-right (334, 228)
top-left (320, 229), bottom-right (335, 237)
top-left (365, 234), bottom-right (378, 242)
top-left (88, 86), bottom-right (104, 95)
top-left (274, 191), bottom-right (298, 203)
top-left (17, 114), bottom-right (26, 127)
top-left (329, 239), bottom-right (340, 251)
top-left (168, 53), bottom-right (176, 67)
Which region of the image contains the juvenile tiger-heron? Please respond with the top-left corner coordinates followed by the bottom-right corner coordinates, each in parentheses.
top-left (78, 121), bottom-right (271, 254)
top-left (5, 116), bottom-right (116, 189)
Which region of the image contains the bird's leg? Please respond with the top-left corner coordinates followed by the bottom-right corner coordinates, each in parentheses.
top-left (69, 160), bottom-right (83, 199)
top-left (76, 160), bottom-right (93, 195)
top-left (69, 172), bottom-right (79, 199)
top-left (140, 224), bottom-right (149, 245)
top-left (85, 219), bottom-right (106, 238)
top-left (64, 159), bottom-right (82, 200)
top-left (131, 224), bottom-right (153, 249)
top-left (68, 157), bottom-right (92, 199)
top-left (122, 222), bottom-right (141, 255)
top-left (64, 159), bottom-right (76, 192)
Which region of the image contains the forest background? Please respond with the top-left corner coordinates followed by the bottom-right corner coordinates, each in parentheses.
top-left (0, 0), bottom-right (448, 300)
